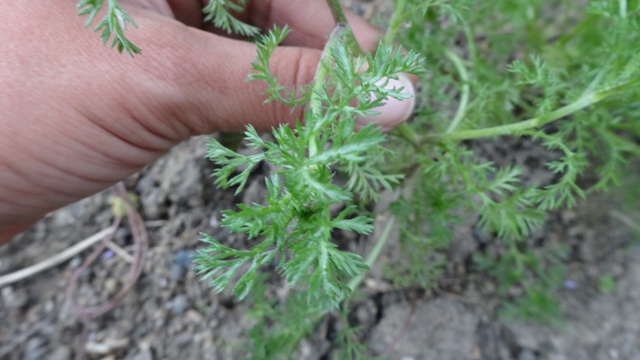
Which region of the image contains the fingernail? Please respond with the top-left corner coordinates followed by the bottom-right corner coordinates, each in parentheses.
top-left (358, 73), bottom-right (416, 131)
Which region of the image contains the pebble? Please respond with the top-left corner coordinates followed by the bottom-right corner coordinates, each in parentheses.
top-left (564, 279), bottom-right (579, 289)
top-left (171, 250), bottom-right (197, 281)
top-left (356, 305), bottom-right (370, 323)
top-left (24, 336), bottom-right (47, 360)
top-left (105, 278), bottom-right (118, 295)
top-left (133, 346), bottom-right (154, 360)
top-left (170, 295), bottom-right (189, 315)
top-left (49, 346), bottom-right (72, 360)
top-left (518, 349), bottom-right (537, 360)
top-left (115, 227), bottom-right (132, 241)
top-left (69, 256), bottom-right (82, 269)
top-left (44, 300), bottom-right (55, 313)
top-left (1, 286), bottom-right (28, 309)
top-left (174, 250), bottom-right (197, 268)
top-left (101, 249), bottom-right (115, 260)
top-left (140, 187), bottom-right (167, 219)
top-left (209, 214), bottom-right (219, 227)
top-left (170, 263), bottom-right (186, 281)
top-left (185, 309), bottom-right (204, 324)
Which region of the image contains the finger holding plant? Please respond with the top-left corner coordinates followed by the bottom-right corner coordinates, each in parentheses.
top-left (194, 1), bottom-right (426, 310)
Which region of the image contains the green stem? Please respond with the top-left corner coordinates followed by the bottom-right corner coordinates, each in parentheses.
top-left (445, 50), bottom-right (470, 133)
top-left (619, 0), bottom-right (627, 18)
top-left (383, 0), bottom-right (406, 46)
top-left (425, 77), bottom-right (640, 142)
top-left (395, 124), bottom-right (421, 149)
top-left (347, 216), bottom-right (395, 292)
top-left (463, 25), bottom-right (479, 66)
top-left (325, 0), bottom-right (363, 56)
top-left (308, 25), bottom-right (346, 156)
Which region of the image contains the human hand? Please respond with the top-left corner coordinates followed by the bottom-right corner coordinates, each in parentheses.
top-left (0, 0), bottom-right (416, 242)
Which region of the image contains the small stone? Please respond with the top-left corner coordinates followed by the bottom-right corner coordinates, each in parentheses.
top-left (174, 250), bottom-right (196, 268)
top-left (170, 263), bottom-right (186, 281)
top-left (518, 349), bottom-right (537, 360)
top-left (170, 295), bottom-right (189, 314)
top-left (44, 300), bottom-right (55, 313)
top-left (115, 227), bottom-right (131, 241)
top-left (564, 279), bottom-right (579, 289)
top-left (1, 286), bottom-right (28, 309)
top-left (356, 305), bottom-right (370, 323)
top-left (209, 214), bottom-right (219, 228)
top-left (561, 210), bottom-right (578, 224)
top-left (101, 249), bottom-right (115, 260)
top-left (133, 346), bottom-right (154, 360)
top-left (105, 278), bottom-right (118, 295)
top-left (69, 256), bottom-right (83, 269)
top-left (49, 346), bottom-right (72, 360)
top-left (24, 336), bottom-right (47, 360)
top-left (140, 188), bottom-right (167, 219)
top-left (185, 309), bottom-right (204, 324)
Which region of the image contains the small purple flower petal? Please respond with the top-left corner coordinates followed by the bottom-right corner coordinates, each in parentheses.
top-left (564, 279), bottom-right (578, 289)
top-left (101, 249), bottom-right (115, 260)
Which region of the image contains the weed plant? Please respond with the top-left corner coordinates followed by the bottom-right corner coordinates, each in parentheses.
top-left (80, 0), bottom-right (640, 358)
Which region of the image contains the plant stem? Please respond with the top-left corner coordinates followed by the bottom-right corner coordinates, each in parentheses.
top-left (0, 228), bottom-right (113, 287)
top-left (395, 124), bottom-right (421, 150)
top-left (445, 50), bottom-right (470, 133)
top-left (308, 24), bottom-right (346, 156)
top-left (619, 0), bottom-right (627, 18)
top-left (383, 0), bottom-right (406, 46)
top-left (425, 77), bottom-right (640, 142)
top-left (325, 0), bottom-right (363, 56)
top-left (347, 216), bottom-right (395, 292)
top-left (464, 26), bottom-right (479, 66)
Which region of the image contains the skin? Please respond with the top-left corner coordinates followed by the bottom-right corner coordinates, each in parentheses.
top-left (0, 0), bottom-right (415, 243)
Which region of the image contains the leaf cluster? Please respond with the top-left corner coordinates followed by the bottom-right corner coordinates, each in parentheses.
top-left (195, 26), bottom-right (425, 311)
top-left (77, 0), bottom-right (141, 56)
top-left (202, 0), bottom-right (260, 37)
top-left (384, 0), bottom-right (640, 320)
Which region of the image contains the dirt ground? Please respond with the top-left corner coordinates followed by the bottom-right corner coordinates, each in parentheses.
top-left (2, 133), bottom-right (639, 360)
top-left (2, 1), bottom-right (640, 360)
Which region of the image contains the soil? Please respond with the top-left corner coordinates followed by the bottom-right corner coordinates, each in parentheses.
top-left (2, 1), bottom-right (640, 360)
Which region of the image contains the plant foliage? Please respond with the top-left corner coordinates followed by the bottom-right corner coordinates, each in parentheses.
top-left (80, 0), bottom-right (640, 357)
top-left (77, 0), bottom-right (141, 56)
top-left (202, 0), bottom-right (260, 37)
top-left (194, 24), bottom-right (425, 311)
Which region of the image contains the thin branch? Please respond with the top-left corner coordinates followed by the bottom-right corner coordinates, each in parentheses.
top-left (348, 216), bottom-right (395, 292)
top-left (0, 228), bottom-right (114, 288)
top-left (425, 77), bottom-right (640, 142)
top-left (445, 50), bottom-right (470, 133)
top-left (66, 182), bottom-right (148, 320)
top-left (325, 0), bottom-right (363, 56)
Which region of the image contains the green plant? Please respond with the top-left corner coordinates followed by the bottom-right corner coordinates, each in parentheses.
top-left (598, 274), bottom-right (616, 294)
top-left (81, 0), bottom-right (640, 357)
top-left (77, 0), bottom-right (141, 56)
top-left (195, 23), bottom-right (425, 310)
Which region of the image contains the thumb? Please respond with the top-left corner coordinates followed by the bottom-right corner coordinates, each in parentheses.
top-left (151, 30), bottom-right (322, 133)
top-left (132, 18), bottom-right (415, 135)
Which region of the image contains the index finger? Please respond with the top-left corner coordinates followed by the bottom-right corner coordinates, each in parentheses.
top-left (166, 0), bottom-right (382, 51)
top-left (243, 0), bottom-right (382, 51)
